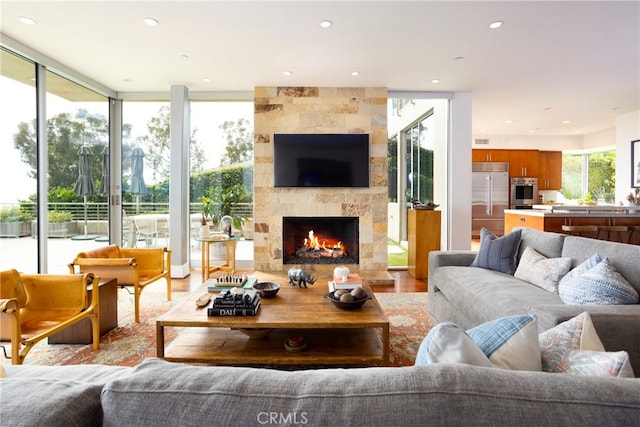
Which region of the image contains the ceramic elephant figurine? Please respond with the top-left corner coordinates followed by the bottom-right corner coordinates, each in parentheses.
top-left (288, 268), bottom-right (316, 288)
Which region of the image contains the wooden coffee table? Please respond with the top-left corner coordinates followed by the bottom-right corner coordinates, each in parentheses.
top-left (156, 279), bottom-right (389, 367)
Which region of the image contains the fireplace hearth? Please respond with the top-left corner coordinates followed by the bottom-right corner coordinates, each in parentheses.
top-left (283, 216), bottom-right (359, 265)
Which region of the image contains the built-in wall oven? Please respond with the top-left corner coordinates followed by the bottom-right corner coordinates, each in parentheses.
top-left (510, 177), bottom-right (538, 209)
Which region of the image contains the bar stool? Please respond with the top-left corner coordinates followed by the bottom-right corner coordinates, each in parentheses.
top-left (561, 219), bottom-right (598, 238)
top-left (625, 225), bottom-right (640, 244)
top-left (597, 219), bottom-right (628, 242)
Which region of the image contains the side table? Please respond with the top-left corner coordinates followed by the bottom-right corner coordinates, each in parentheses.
top-left (195, 236), bottom-right (238, 281)
top-left (49, 277), bottom-right (118, 345)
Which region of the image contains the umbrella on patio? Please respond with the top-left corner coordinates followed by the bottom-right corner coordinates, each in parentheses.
top-left (72, 144), bottom-right (98, 239)
top-left (130, 147), bottom-right (147, 214)
top-left (97, 145), bottom-right (109, 195)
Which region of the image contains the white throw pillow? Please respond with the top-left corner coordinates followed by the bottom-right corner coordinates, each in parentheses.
top-left (514, 247), bottom-right (572, 292)
top-left (414, 322), bottom-right (493, 367)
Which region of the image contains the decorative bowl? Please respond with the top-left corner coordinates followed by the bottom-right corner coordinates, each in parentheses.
top-left (324, 290), bottom-right (372, 310)
top-left (252, 282), bottom-right (280, 298)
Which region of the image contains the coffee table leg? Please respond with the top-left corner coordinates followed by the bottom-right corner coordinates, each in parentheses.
top-left (156, 323), bottom-right (165, 358)
top-left (382, 324), bottom-right (390, 365)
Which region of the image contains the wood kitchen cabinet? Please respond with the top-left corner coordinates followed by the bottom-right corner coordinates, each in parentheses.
top-left (508, 150), bottom-right (539, 178)
top-left (538, 151), bottom-right (562, 190)
top-left (472, 149), bottom-right (510, 163)
top-left (407, 209), bottom-right (441, 279)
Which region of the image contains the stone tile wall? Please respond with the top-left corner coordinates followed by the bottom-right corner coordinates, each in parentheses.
top-left (253, 86), bottom-right (389, 274)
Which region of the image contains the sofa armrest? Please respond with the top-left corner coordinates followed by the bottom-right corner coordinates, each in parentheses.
top-left (72, 258), bottom-right (136, 267)
top-left (428, 250), bottom-right (477, 278)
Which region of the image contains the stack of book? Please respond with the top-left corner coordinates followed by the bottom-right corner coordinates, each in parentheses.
top-left (328, 273), bottom-right (363, 292)
top-left (207, 289), bottom-right (260, 316)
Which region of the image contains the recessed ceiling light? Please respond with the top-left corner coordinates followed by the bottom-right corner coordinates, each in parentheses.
top-left (123, 78), bottom-right (132, 83)
top-left (528, 129), bottom-right (536, 133)
top-left (431, 79), bottom-right (440, 84)
top-left (562, 120), bottom-right (571, 124)
top-left (180, 54), bottom-right (189, 59)
top-left (320, 20), bottom-right (333, 28)
top-left (351, 71), bottom-right (360, 76)
top-left (144, 17), bottom-right (159, 26)
top-left (489, 20), bottom-right (503, 29)
top-left (505, 120), bottom-right (513, 124)
top-left (544, 106), bottom-right (552, 111)
top-left (283, 71), bottom-right (293, 76)
top-left (454, 56), bottom-right (464, 61)
top-left (203, 78), bottom-right (212, 83)
top-left (18, 16), bottom-right (37, 25)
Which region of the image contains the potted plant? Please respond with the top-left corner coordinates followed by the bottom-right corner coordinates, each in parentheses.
top-left (0, 206), bottom-right (32, 237)
top-left (199, 184), bottom-right (250, 235)
top-left (47, 210), bottom-right (74, 238)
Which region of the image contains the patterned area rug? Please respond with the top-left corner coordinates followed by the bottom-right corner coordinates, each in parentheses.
top-left (5, 291), bottom-right (433, 367)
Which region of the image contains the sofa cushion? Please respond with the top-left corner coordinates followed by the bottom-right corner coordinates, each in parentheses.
top-left (559, 257), bottom-right (639, 305)
top-left (538, 312), bottom-right (634, 377)
top-left (467, 314), bottom-right (541, 371)
top-left (414, 322), bottom-right (494, 367)
top-left (514, 247), bottom-right (571, 292)
top-left (515, 227), bottom-right (566, 261)
top-left (0, 378), bottom-right (104, 427)
top-left (470, 228), bottom-right (522, 275)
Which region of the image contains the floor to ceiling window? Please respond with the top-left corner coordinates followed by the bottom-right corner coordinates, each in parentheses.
top-left (387, 97), bottom-right (448, 268)
top-left (0, 49), bottom-right (38, 272)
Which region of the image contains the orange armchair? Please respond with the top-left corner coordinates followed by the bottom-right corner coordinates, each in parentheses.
top-left (0, 269), bottom-right (99, 365)
top-left (69, 244), bottom-right (171, 323)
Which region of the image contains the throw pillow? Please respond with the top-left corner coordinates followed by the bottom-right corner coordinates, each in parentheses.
top-left (514, 247), bottom-right (572, 292)
top-left (558, 257), bottom-right (639, 305)
top-left (466, 314), bottom-right (541, 371)
top-left (539, 311), bottom-right (635, 377)
top-left (414, 322), bottom-right (493, 367)
top-left (470, 227), bottom-right (522, 275)
top-left (564, 350), bottom-right (635, 378)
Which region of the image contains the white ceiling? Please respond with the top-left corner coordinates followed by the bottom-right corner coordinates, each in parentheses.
top-left (1, 1), bottom-right (638, 136)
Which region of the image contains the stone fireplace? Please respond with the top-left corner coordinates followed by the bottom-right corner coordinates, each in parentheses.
top-left (283, 216), bottom-right (359, 265)
top-left (253, 86), bottom-right (389, 275)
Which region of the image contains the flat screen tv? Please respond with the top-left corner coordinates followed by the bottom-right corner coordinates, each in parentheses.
top-left (273, 133), bottom-right (370, 188)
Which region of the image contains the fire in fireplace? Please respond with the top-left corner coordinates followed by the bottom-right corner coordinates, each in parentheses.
top-left (283, 216), bottom-right (359, 265)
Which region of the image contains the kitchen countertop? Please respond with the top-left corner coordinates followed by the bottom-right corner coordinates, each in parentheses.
top-left (505, 205), bottom-right (640, 217)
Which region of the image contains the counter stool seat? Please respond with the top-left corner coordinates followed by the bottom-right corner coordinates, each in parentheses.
top-left (625, 225), bottom-right (640, 244)
top-left (561, 224), bottom-right (598, 237)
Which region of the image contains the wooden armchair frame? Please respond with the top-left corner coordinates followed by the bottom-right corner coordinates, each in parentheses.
top-left (69, 245), bottom-right (171, 323)
top-left (0, 269), bottom-right (99, 365)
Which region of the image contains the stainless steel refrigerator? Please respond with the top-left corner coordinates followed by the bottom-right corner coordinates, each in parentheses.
top-left (472, 162), bottom-right (509, 238)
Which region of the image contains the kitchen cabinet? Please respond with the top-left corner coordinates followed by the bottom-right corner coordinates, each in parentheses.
top-left (504, 212), bottom-right (545, 232)
top-left (407, 209), bottom-right (441, 279)
top-left (508, 150), bottom-right (539, 178)
top-left (538, 151), bottom-right (562, 190)
top-left (472, 149), bottom-right (510, 163)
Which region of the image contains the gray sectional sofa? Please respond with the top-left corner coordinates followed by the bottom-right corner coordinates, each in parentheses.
top-left (2, 357), bottom-right (640, 426)
top-left (428, 226), bottom-right (640, 375)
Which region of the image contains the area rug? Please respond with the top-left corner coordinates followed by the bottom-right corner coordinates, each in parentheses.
top-left (5, 291), bottom-right (433, 367)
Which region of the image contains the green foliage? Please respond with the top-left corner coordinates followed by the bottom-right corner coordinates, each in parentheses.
top-left (48, 210), bottom-right (73, 223)
top-left (199, 183), bottom-right (251, 229)
top-left (219, 118), bottom-right (254, 166)
top-left (0, 206), bottom-right (32, 222)
top-left (561, 151), bottom-right (616, 202)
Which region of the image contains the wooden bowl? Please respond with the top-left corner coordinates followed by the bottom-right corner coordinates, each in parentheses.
top-left (324, 291), bottom-right (372, 310)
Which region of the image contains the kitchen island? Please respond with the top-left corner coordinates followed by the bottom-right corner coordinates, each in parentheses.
top-left (504, 205), bottom-right (640, 244)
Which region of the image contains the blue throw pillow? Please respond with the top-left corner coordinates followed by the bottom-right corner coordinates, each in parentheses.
top-left (470, 228), bottom-right (522, 275)
top-left (558, 257), bottom-right (639, 305)
top-left (467, 314), bottom-right (541, 371)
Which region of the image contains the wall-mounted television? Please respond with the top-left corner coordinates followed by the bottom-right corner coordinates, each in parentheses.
top-left (273, 133), bottom-right (370, 188)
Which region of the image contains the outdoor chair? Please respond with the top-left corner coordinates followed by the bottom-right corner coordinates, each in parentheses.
top-left (0, 269), bottom-right (99, 365)
top-left (69, 244), bottom-right (171, 323)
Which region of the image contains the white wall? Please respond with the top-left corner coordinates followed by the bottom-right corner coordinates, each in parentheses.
top-left (615, 110), bottom-right (640, 203)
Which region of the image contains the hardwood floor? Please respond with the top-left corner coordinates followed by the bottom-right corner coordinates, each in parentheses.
top-left (168, 269), bottom-right (427, 294)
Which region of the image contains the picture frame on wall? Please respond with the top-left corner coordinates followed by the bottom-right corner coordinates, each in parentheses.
top-left (633, 139), bottom-right (640, 188)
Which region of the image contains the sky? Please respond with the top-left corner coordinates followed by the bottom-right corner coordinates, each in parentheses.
top-left (0, 75), bottom-right (252, 205)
